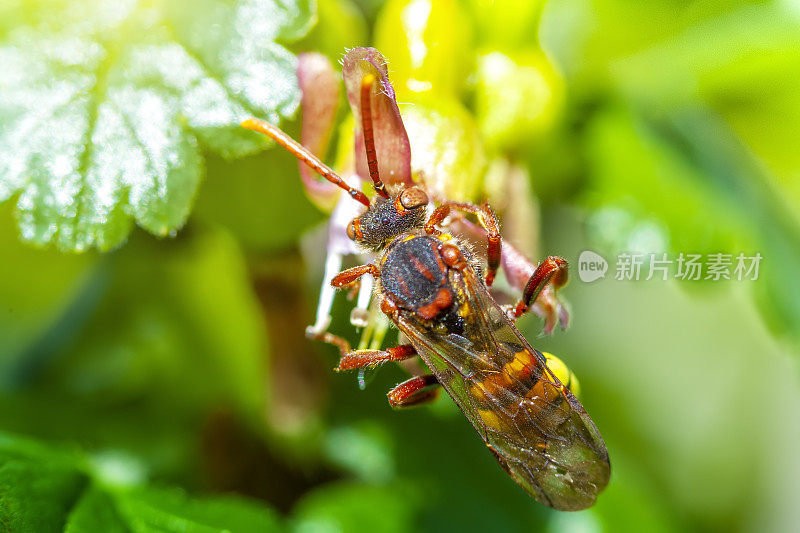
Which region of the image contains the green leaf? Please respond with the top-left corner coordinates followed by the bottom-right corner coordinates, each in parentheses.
top-left (0, 0), bottom-right (312, 252)
top-left (0, 433), bottom-right (88, 532)
top-left (0, 432), bottom-right (285, 533)
top-left (114, 486), bottom-right (284, 533)
top-left (0, 390), bottom-right (203, 487)
top-left (65, 487), bottom-right (128, 533)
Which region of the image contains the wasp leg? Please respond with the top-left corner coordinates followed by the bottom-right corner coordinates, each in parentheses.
top-left (307, 264), bottom-right (381, 355)
top-left (335, 344), bottom-right (417, 371)
top-left (425, 202), bottom-right (502, 287)
top-left (448, 218), bottom-right (569, 333)
top-left (306, 330), bottom-right (353, 356)
top-left (331, 264), bottom-right (379, 287)
top-left (510, 256), bottom-right (568, 320)
top-left (387, 374), bottom-right (441, 408)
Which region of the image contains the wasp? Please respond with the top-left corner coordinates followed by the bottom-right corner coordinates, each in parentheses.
top-left (242, 69), bottom-right (610, 510)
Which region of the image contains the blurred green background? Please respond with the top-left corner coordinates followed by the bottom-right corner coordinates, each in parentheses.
top-left (1, 0), bottom-right (799, 531)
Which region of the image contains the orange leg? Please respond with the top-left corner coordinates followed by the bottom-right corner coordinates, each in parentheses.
top-left (331, 264), bottom-right (380, 287)
top-left (335, 344), bottom-right (417, 371)
top-left (306, 330), bottom-right (352, 356)
top-left (306, 264), bottom-right (380, 354)
top-left (387, 375), bottom-right (440, 408)
top-left (511, 256), bottom-right (568, 319)
top-left (425, 202), bottom-right (502, 286)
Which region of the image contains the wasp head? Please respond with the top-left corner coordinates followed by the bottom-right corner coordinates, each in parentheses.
top-left (346, 186), bottom-right (428, 251)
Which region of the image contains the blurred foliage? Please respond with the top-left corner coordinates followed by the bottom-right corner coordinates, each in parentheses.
top-left (1, 0), bottom-right (800, 532)
top-left (0, 0), bottom-right (312, 251)
top-left (0, 432), bottom-right (283, 532)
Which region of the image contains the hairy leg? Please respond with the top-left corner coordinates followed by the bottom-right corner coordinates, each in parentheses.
top-left (335, 344), bottom-right (417, 371)
top-left (387, 374), bottom-right (441, 408)
top-left (331, 263), bottom-right (380, 287)
top-left (510, 256), bottom-right (568, 319)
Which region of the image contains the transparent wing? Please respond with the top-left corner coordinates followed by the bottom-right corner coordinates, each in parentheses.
top-left (395, 265), bottom-right (610, 511)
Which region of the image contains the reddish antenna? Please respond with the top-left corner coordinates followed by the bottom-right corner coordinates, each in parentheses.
top-left (241, 118), bottom-right (370, 207)
top-left (360, 74), bottom-right (390, 199)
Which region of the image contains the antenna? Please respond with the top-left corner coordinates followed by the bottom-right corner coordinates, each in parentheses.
top-left (360, 74), bottom-right (390, 199)
top-left (241, 118), bottom-right (370, 207)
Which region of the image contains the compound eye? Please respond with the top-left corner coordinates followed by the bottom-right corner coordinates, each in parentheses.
top-left (346, 220), bottom-right (358, 241)
top-left (399, 187), bottom-right (428, 210)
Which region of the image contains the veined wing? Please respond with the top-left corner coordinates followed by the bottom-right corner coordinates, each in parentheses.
top-left (395, 264), bottom-right (610, 511)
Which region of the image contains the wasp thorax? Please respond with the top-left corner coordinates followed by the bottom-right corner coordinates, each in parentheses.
top-left (346, 187), bottom-right (428, 251)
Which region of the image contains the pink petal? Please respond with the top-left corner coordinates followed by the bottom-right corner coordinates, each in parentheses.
top-left (297, 53), bottom-right (341, 207)
top-left (342, 47), bottom-right (413, 188)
